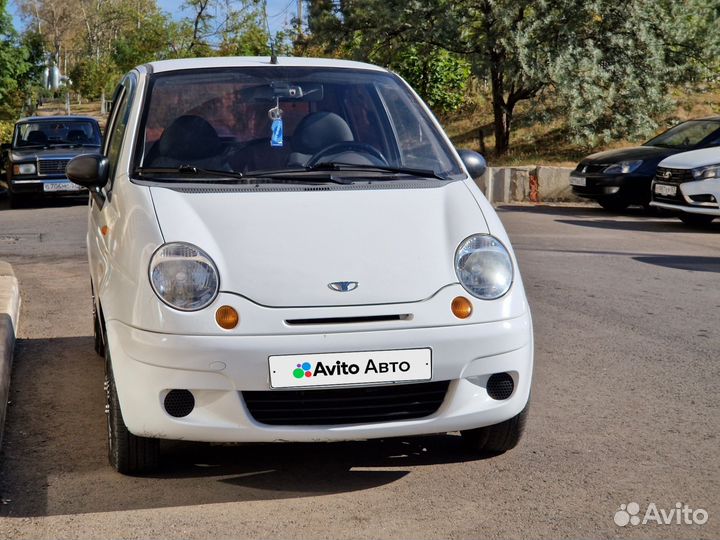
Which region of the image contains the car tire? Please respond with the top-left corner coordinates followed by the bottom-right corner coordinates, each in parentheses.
top-left (8, 191), bottom-right (28, 209)
top-left (105, 345), bottom-right (159, 474)
top-left (679, 213), bottom-right (715, 228)
top-left (461, 401), bottom-right (529, 454)
top-left (598, 197), bottom-right (630, 212)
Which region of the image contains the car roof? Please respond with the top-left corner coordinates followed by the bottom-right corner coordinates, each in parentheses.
top-left (17, 116), bottom-right (100, 124)
top-left (143, 56), bottom-right (388, 74)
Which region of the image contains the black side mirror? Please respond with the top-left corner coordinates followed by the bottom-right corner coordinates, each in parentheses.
top-left (67, 154), bottom-right (109, 189)
top-left (457, 149), bottom-right (487, 180)
top-left (1, 142), bottom-right (10, 152)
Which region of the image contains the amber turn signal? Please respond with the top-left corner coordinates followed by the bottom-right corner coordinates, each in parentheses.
top-left (215, 305), bottom-right (239, 329)
top-left (451, 296), bottom-right (473, 319)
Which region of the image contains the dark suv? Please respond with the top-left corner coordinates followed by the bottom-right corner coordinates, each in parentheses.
top-left (1, 116), bottom-right (101, 208)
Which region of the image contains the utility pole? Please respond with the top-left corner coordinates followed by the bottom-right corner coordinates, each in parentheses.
top-left (297, 0), bottom-right (303, 37)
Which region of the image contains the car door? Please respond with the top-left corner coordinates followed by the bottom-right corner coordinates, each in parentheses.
top-left (88, 74), bottom-right (136, 292)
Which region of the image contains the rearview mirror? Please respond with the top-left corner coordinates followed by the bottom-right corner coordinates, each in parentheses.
top-left (67, 154), bottom-right (109, 189)
top-left (457, 149), bottom-right (487, 180)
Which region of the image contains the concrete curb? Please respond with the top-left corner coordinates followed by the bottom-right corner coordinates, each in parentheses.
top-left (0, 261), bottom-right (20, 451)
top-left (477, 165), bottom-right (581, 204)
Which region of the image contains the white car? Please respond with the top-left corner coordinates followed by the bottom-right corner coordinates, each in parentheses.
top-left (66, 57), bottom-right (533, 474)
top-left (651, 147), bottom-right (720, 226)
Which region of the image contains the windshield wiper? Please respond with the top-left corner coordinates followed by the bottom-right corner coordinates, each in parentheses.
top-left (135, 165), bottom-right (245, 182)
top-left (305, 162), bottom-right (447, 180)
top-left (135, 166), bottom-right (353, 185)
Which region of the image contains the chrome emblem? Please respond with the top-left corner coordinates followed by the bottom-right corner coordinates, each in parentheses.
top-left (328, 281), bottom-right (358, 292)
top-left (582, 165), bottom-right (588, 174)
top-left (661, 170), bottom-right (672, 179)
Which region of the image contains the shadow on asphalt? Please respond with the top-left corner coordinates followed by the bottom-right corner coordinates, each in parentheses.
top-left (634, 255), bottom-right (720, 273)
top-left (498, 204), bottom-right (720, 233)
top-left (0, 336), bottom-right (487, 518)
top-left (0, 194), bottom-right (88, 211)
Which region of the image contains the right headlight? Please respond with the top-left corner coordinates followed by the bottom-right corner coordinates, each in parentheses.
top-left (13, 163), bottom-right (36, 175)
top-left (691, 164), bottom-right (720, 180)
top-left (149, 242), bottom-right (219, 311)
top-left (455, 234), bottom-right (514, 300)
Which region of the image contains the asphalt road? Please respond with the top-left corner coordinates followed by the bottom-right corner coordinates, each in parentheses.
top-left (0, 198), bottom-right (717, 539)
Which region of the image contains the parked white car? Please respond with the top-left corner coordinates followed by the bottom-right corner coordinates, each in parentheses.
top-left (67, 57), bottom-right (533, 474)
top-left (651, 147), bottom-right (720, 227)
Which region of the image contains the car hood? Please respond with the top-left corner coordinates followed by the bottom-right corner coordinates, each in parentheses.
top-left (658, 147), bottom-right (720, 169)
top-left (150, 181), bottom-right (488, 307)
top-left (582, 145), bottom-right (678, 164)
top-left (10, 146), bottom-right (99, 161)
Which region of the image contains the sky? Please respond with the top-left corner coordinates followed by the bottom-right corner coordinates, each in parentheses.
top-left (9, 0), bottom-right (296, 36)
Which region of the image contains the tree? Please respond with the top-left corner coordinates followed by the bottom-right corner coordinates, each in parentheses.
top-left (304, 0), bottom-right (720, 154)
top-left (0, 0), bottom-right (31, 119)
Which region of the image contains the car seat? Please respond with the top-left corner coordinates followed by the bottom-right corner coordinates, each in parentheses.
top-left (287, 112), bottom-right (354, 167)
top-left (26, 131), bottom-right (48, 145)
top-left (145, 115), bottom-right (224, 168)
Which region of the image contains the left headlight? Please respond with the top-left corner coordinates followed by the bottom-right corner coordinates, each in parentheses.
top-left (149, 242), bottom-right (219, 311)
top-left (691, 164), bottom-right (720, 180)
top-left (455, 234), bottom-right (514, 300)
top-left (12, 163), bottom-right (36, 175)
top-left (603, 160), bottom-right (643, 174)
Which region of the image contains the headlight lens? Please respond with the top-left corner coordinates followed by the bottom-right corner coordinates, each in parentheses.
top-left (149, 243), bottom-right (219, 311)
top-left (603, 160), bottom-right (643, 174)
top-left (455, 235), bottom-right (513, 300)
top-left (13, 163), bottom-right (36, 175)
top-left (692, 164), bottom-right (720, 180)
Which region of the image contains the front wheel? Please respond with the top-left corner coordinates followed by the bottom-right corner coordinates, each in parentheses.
top-left (597, 197), bottom-right (630, 212)
top-left (679, 213), bottom-right (715, 228)
top-left (105, 345), bottom-right (159, 474)
top-left (461, 401), bottom-right (529, 454)
top-left (8, 190), bottom-right (29, 209)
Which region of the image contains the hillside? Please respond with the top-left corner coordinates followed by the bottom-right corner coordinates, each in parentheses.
top-left (443, 86), bottom-right (720, 167)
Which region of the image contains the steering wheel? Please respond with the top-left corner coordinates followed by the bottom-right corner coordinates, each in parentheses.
top-left (306, 142), bottom-right (389, 168)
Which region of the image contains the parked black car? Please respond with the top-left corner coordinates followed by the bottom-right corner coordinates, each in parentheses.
top-left (570, 117), bottom-right (720, 211)
top-left (1, 116), bottom-right (101, 208)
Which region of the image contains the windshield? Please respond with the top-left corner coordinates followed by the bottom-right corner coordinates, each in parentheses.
top-left (134, 67), bottom-right (464, 180)
top-left (13, 120), bottom-right (101, 147)
top-left (645, 120), bottom-right (720, 149)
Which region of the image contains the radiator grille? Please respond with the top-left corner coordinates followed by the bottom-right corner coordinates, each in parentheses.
top-left (243, 381), bottom-right (449, 426)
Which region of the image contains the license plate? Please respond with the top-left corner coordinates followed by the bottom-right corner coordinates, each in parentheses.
top-left (569, 175), bottom-right (586, 187)
top-left (43, 181), bottom-right (83, 192)
top-left (269, 348), bottom-right (432, 388)
top-left (654, 183), bottom-right (677, 197)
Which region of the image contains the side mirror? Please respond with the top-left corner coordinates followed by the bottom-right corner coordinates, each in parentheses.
top-left (457, 149), bottom-right (487, 180)
top-left (1, 142), bottom-right (10, 152)
top-left (67, 154), bottom-right (109, 189)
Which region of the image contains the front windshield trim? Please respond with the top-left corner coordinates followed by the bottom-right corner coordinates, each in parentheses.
top-left (131, 66), bottom-right (466, 185)
top-left (13, 120), bottom-right (101, 148)
top-left (644, 120), bottom-right (720, 149)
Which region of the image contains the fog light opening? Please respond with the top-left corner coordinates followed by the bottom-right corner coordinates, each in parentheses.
top-left (487, 373), bottom-right (515, 400)
top-left (164, 389), bottom-right (195, 418)
top-left (215, 305), bottom-right (239, 329)
top-left (451, 296), bottom-right (473, 319)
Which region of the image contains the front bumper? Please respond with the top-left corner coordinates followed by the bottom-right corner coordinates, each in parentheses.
top-left (570, 172), bottom-right (651, 202)
top-left (106, 312), bottom-right (533, 442)
top-left (651, 178), bottom-right (720, 216)
top-left (8, 177), bottom-right (86, 196)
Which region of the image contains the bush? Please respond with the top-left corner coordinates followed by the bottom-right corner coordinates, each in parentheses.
top-left (0, 121), bottom-right (13, 143)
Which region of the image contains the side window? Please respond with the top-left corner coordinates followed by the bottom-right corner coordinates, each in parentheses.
top-left (104, 75), bottom-right (135, 187)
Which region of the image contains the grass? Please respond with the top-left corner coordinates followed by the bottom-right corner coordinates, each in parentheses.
top-left (442, 85), bottom-right (720, 167)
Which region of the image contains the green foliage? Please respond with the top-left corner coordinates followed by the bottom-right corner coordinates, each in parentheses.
top-left (304, 0), bottom-right (720, 154)
top-left (389, 47), bottom-right (470, 114)
top-left (0, 120), bottom-right (13, 143)
top-left (0, 0), bottom-right (31, 119)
